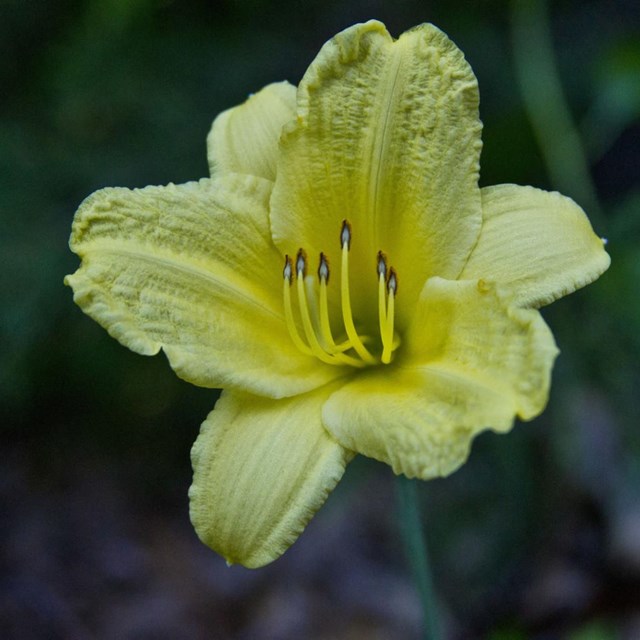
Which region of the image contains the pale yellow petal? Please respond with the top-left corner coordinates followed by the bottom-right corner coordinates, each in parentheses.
top-left (460, 184), bottom-right (611, 308)
top-left (405, 277), bottom-right (558, 419)
top-left (65, 175), bottom-right (339, 398)
top-left (270, 21), bottom-right (483, 326)
top-left (208, 81), bottom-right (297, 180)
top-left (322, 278), bottom-right (558, 479)
top-left (323, 369), bottom-right (512, 480)
top-left (189, 387), bottom-right (352, 568)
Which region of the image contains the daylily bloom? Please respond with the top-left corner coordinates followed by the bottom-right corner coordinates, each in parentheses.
top-left (66, 20), bottom-right (610, 568)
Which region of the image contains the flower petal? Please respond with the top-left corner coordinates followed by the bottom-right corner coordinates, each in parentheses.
top-left (405, 278), bottom-right (559, 420)
top-left (189, 387), bottom-right (352, 568)
top-left (65, 174), bottom-right (339, 398)
top-left (322, 278), bottom-right (558, 479)
top-left (207, 81), bottom-right (297, 181)
top-left (460, 184), bottom-right (611, 308)
top-left (270, 21), bottom-right (483, 324)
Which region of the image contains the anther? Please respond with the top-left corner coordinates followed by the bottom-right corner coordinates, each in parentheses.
top-left (377, 251), bottom-right (387, 280)
top-left (283, 255), bottom-right (293, 283)
top-left (318, 252), bottom-right (330, 283)
top-left (340, 220), bottom-right (352, 250)
top-left (296, 248), bottom-right (307, 278)
top-left (387, 268), bottom-right (398, 294)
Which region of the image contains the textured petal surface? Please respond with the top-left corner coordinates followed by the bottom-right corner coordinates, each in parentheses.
top-left (460, 184), bottom-right (611, 308)
top-left (190, 387), bottom-right (352, 568)
top-left (270, 21), bottom-right (483, 326)
top-left (323, 278), bottom-right (558, 479)
top-left (66, 175), bottom-right (338, 397)
top-left (207, 81), bottom-right (297, 180)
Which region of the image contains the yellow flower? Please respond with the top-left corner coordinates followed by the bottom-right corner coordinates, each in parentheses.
top-left (65, 21), bottom-right (610, 568)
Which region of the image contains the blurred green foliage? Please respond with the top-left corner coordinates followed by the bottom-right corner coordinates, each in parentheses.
top-left (1, 0), bottom-right (638, 635)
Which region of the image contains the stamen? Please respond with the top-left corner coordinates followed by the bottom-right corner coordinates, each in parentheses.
top-left (377, 251), bottom-right (388, 343)
top-left (340, 220), bottom-right (351, 250)
top-left (282, 223), bottom-right (400, 367)
top-left (296, 255), bottom-right (363, 367)
top-left (340, 221), bottom-right (376, 364)
top-left (317, 254), bottom-right (353, 355)
top-left (318, 252), bottom-right (330, 284)
top-left (282, 255), bottom-right (312, 355)
top-left (387, 268), bottom-right (398, 295)
top-left (296, 248), bottom-right (307, 278)
top-left (283, 255), bottom-right (293, 282)
top-left (381, 267), bottom-right (397, 364)
top-left (376, 250), bottom-right (387, 280)
top-left (317, 253), bottom-right (333, 347)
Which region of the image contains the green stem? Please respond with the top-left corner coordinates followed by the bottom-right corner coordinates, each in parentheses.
top-left (510, 0), bottom-right (603, 226)
top-left (396, 475), bottom-right (443, 640)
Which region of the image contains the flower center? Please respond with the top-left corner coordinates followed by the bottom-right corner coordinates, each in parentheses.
top-left (282, 220), bottom-right (399, 367)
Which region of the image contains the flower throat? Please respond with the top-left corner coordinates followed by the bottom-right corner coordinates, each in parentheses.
top-left (282, 220), bottom-right (398, 367)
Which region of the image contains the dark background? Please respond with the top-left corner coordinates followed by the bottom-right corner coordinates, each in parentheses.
top-left (1, 0), bottom-right (639, 638)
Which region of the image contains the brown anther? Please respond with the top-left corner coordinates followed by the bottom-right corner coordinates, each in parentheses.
top-left (340, 220), bottom-right (352, 250)
top-left (318, 252), bottom-right (330, 283)
top-left (283, 255), bottom-right (293, 284)
top-left (377, 251), bottom-right (387, 279)
top-left (295, 248), bottom-right (307, 278)
top-left (387, 267), bottom-right (398, 294)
